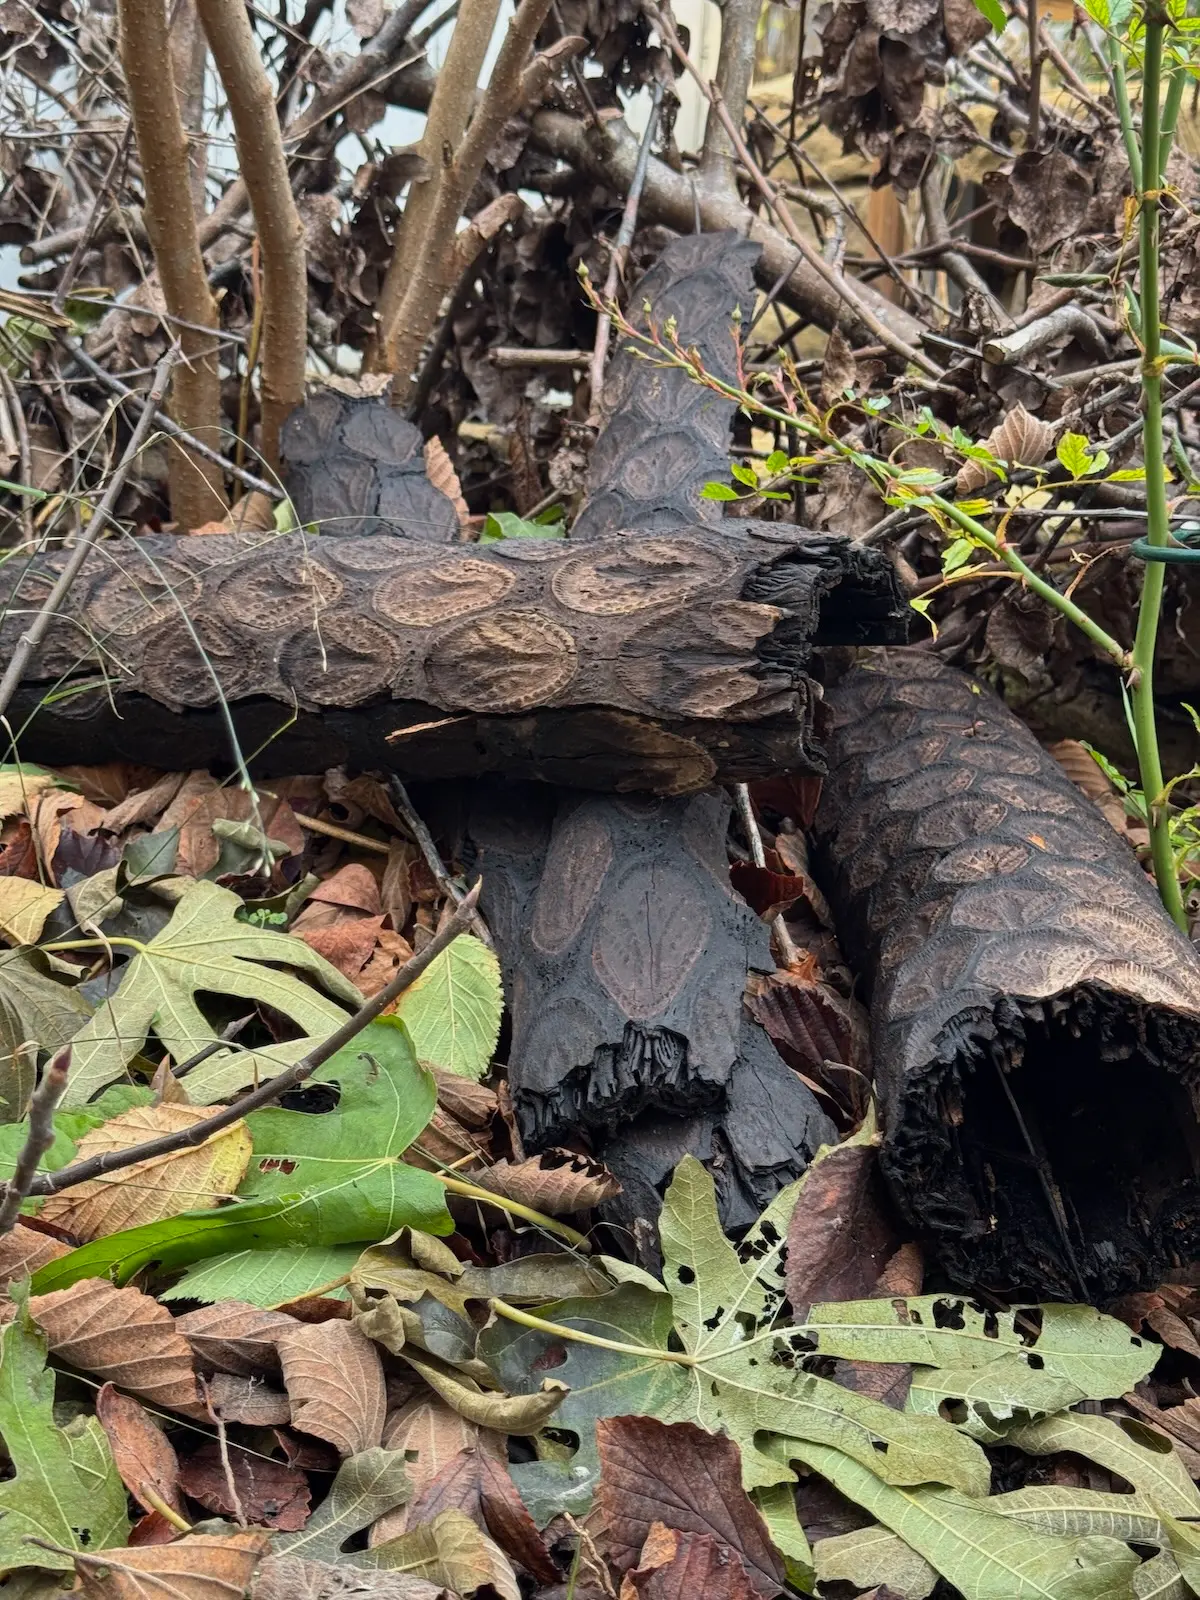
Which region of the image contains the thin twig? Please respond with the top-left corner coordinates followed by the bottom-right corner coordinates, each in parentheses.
top-left (27, 883), bottom-right (482, 1201)
top-left (0, 350), bottom-right (178, 722)
top-left (387, 776), bottom-right (493, 947)
top-left (0, 1045), bottom-right (71, 1236)
top-left (201, 1378), bottom-right (248, 1528)
top-left (588, 78), bottom-right (663, 422)
top-left (733, 783), bottom-right (798, 968)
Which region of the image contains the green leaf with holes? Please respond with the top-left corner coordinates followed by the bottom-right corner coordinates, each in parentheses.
top-left (1008, 1412), bottom-right (1200, 1519)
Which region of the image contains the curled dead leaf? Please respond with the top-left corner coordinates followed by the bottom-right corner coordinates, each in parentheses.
top-left (400, 1346), bottom-right (566, 1434)
top-left (472, 1149), bottom-right (621, 1214)
top-left (424, 437), bottom-right (469, 529)
top-left (279, 1319), bottom-right (386, 1455)
top-left (955, 402), bottom-right (1055, 495)
top-left (39, 1102), bottom-right (252, 1240)
top-left (32, 1278), bottom-right (206, 1418)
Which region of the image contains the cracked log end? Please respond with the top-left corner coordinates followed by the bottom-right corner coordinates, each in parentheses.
top-left (813, 648), bottom-right (1200, 1301)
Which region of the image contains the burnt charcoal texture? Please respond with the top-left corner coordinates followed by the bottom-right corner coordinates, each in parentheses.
top-left (0, 524), bottom-right (904, 792)
top-left (470, 783), bottom-right (836, 1233)
top-left (573, 231), bottom-right (759, 541)
top-left (812, 648), bottom-right (1200, 1300)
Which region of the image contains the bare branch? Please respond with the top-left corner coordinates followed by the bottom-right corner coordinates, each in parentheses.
top-left (0, 351), bottom-right (178, 722)
top-left (27, 883), bottom-right (483, 1201)
top-left (919, 168), bottom-right (1013, 331)
top-left (0, 1047), bottom-right (71, 1237)
top-left (169, 0), bottom-right (209, 217)
top-left (197, 0), bottom-right (307, 469)
top-left (117, 0), bottom-right (228, 526)
top-left (700, 0), bottom-right (760, 182)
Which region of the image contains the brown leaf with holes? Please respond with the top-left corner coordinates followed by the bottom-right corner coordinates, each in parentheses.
top-left (424, 437), bottom-right (469, 529)
top-left (785, 1136), bottom-right (900, 1320)
top-left (175, 1300), bottom-right (299, 1377)
top-left (39, 1103), bottom-right (251, 1239)
top-left (955, 402), bottom-right (1056, 494)
top-left (619, 1523), bottom-right (758, 1600)
top-left (71, 1529), bottom-right (270, 1600)
top-left (597, 1419), bottom-right (783, 1596)
top-left (32, 1279), bottom-right (206, 1417)
top-left (179, 1440), bottom-right (311, 1530)
top-left (279, 1319), bottom-right (386, 1455)
top-left (0, 1219), bottom-right (69, 1288)
top-left (358, 927), bottom-right (417, 1000)
top-left (472, 1150), bottom-right (620, 1214)
top-left (398, 1446), bottom-right (560, 1583)
top-left (96, 1383), bottom-right (185, 1516)
top-left (206, 1372), bottom-right (292, 1426)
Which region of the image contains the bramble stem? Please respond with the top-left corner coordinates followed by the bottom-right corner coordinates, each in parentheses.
top-left (1130, 6), bottom-right (1188, 931)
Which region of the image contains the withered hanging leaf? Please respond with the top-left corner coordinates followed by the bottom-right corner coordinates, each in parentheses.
top-left (39, 1102), bottom-right (252, 1239)
top-left (175, 1299), bottom-right (299, 1377)
top-left (424, 437), bottom-right (469, 529)
top-left (32, 1278), bottom-right (206, 1417)
top-left (0, 1219), bottom-right (69, 1288)
top-left (404, 1446), bottom-right (559, 1583)
top-left (364, 1506), bottom-right (521, 1600)
top-left (471, 1149), bottom-right (621, 1214)
top-left (70, 1530), bottom-right (271, 1600)
top-left (620, 1522), bottom-right (758, 1600)
top-left (96, 1382), bottom-right (185, 1517)
top-left (279, 1319), bottom-right (386, 1455)
top-left (596, 1418), bottom-right (784, 1597)
top-left (179, 1440), bottom-right (311, 1530)
top-left (955, 402), bottom-right (1056, 494)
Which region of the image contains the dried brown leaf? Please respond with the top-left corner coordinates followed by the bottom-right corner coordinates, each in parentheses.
top-left (0, 1220), bottom-right (69, 1289)
top-left (321, 773), bottom-right (405, 832)
top-left (254, 1553), bottom-right (450, 1600)
top-left (374, 1397), bottom-right (498, 1542)
top-left (358, 928), bottom-right (417, 1001)
top-left (157, 774), bottom-right (304, 877)
top-left (279, 1319), bottom-right (386, 1455)
top-left (619, 1523), bottom-right (758, 1600)
top-left (206, 1372), bottom-right (292, 1426)
top-left (424, 437), bottom-right (469, 529)
top-left (175, 1300), bottom-right (299, 1378)
top-left (304, 862), bottom-right (384, 916)
top-left (472, 1150), bottom-right (620, 1214)
top-left (0, 876), bottom-right (63, 944)
top-left (96, 1382), bottom-right (184, 1516)
top-left (71, 1529), bottom-right (270, 1600)
top-left (179, 1440), bottom-right (311, 1530)
top-left (400, 1347), bottom-right (565, 1434)
top-left (597, 1418), bottom-right (783, 1595)
top-left (39, 1103), bottom-right (251, 1239)
top-left (955, 402), bottom-right (1055, 494)
top-left (1047, 740), bottom-right (1130, 835)
top-left (784, 1134), bottom-right (900, 1319)
top-left (431, 1069), bottom-right (496, 1128)
top-left (32, 1279), bottom-right (206, 1417)
top-left (403, 1446), bottom-right (559, 1583)
top-left (296, 915), bottom-right (386, 983)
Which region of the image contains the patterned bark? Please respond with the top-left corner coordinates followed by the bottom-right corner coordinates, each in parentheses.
top-left (468, 783), bottom-right (836, 1233)
top-left (812, 648), bottom-right (1200, 1298)
top-left (0, 525), bottom-right (905, 791)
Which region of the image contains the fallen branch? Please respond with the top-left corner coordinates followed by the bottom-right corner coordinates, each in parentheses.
top-left (0, 350), bottom-right (177, 723)
top-left (920, 168), bottom-right (1012, 331)
top-left (197, 0), bottom-right (306, 469)
top-left (117, 0), bottom-right (227, 525)
top-left (26, 883), bottom-right (483, 1202)
top-left (0, 1047), bottom-right (71, 1237)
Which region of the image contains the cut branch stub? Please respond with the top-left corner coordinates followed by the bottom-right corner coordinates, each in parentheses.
top-left (810, 648), bottom-right (1200, 1300)
top-left (2, 522), bottom-right (906, 793)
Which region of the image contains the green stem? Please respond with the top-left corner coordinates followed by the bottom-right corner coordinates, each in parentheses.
top-left (1130, 7), bottom-right (1188, 931)
top-left (23, 937), bottom-right (145, 956)
top-left (438, 1174), bottom-right (591, 1252)
top-left (488, 1297), bottom-right (697, 1365)
top-left (1159, 60), bottom-right (1185, 182)
top-left (1108, 33), bottom-right (1144, 188)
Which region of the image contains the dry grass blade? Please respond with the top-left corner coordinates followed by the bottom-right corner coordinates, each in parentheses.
top-left (279, 1319), bottom-right (387, 1454)
top-left (39, 1103), bottom-right (252, 1239)
top-left (70, 1529), bottom-right (270, 1600)
top-left (175, 1300), bottom-right (299, 1377)
top-left (96, 1383), bottom-right (185, 1517)
top-left (471, 1150), bottom-right (621, 1214)
top-left (32, 1279), bottom-right (206, 1418)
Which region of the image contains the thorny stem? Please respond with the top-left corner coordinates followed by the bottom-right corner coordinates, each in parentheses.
top-left (488, 1297), bottom-right (698, 1364)
top-left (1130, 6), bottom-right (1188, 931)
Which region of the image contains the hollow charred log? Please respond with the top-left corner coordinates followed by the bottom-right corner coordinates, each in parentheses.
top-left (811, 648), bottom-right (1200, 1301)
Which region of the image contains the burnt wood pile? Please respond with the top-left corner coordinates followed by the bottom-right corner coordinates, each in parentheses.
top-left (5, 234), bottom-right (1200, 1296)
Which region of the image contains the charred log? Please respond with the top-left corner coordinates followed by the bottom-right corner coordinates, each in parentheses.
top-left (811, 648), bottom-right (1200, 1301)
top-left (0, 524), bottom-right (905, 792)
top-left (467, 782), bottom-right (836, 1234)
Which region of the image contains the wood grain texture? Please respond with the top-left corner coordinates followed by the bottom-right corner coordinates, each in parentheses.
top-left (811, 647), bottom-right (1200, 1298)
